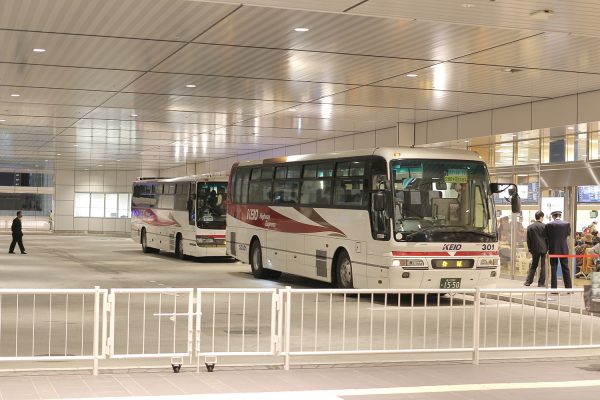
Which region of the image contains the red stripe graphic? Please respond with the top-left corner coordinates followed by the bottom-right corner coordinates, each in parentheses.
top-left (229, 204), bottom-right (346, 237)
top-left (392, 251), bottom-right (499, 257)
top-left (196, 234), bottom-right (226, 239)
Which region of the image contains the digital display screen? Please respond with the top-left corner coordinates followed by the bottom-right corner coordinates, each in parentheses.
top-left (577, 186), bottom-right (600, 203)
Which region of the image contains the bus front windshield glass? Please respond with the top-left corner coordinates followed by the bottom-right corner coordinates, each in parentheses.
top-left (390, 159), bottom-right (496, 242)
top-left (197, 182), bottom-right (227, 229)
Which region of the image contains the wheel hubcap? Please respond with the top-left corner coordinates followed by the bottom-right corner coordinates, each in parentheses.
top-left (252, 247), bottom-right (261, 270)
top-left (340, 259), bottom-right (352, 287)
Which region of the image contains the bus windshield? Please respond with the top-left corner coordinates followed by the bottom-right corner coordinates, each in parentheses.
top-left (390, 159), bottom-right (496, 242)
top-left (197, 182), bottom-right (227, 230)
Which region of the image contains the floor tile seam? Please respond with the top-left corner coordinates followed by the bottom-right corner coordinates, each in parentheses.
top-left (112, 376), bottom-right (151, 397)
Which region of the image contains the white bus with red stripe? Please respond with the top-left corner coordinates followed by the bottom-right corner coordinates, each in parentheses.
top-left (131, 176), bottom-right (227, 259)
top-left (226, 147), bottom-right (507, 289)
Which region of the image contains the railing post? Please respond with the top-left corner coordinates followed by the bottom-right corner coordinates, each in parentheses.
top-left (472, 287), bottom-right (481, 365)
top-left (93, 286), bottom-right (100, 376)
top-left (284, 286), bottom-right (292, 371)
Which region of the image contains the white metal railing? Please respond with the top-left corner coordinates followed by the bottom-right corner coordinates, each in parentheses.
top-left (0, 286), bottom-right (598, 373)
top-left (108, 288), bottom-right (194, 360)
top-left (195, 288), bottom-right (279, 364)
top-left (0, 287), bottom-right (107, 374)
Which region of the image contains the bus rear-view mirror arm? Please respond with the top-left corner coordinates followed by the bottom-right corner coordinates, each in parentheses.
top-left (490, 183), bottom-right (521, 214)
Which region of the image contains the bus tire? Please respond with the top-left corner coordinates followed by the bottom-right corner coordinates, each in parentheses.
top-left (335, 249), bottom-right (354, 289)
top-left (141, 229), bottom-right (158, 254)
top-left (250, 240), bottom-right (281, 279)
top-left (175, 234), bottom-right (186, 260)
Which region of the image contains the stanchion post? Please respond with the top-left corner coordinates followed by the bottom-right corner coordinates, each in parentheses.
top-left (284, 286), bottom-right (292, 371)
top-left (472, 287), bottom-right (481, 365)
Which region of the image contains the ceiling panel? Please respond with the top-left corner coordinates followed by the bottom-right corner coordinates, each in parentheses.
top-left (0, 86), bottom-right (114, 107)
top-left (122, 72), bottom-right (357, 103)
top-left (455, 32), bottom-right (600, 74)
top-left (0, 0), bottom-right (238, 41)
top-left (155, 43), bottom-right (435, 85)
top-left (197, 6), bottom-right (536, 60)
top-left (207, 0), bottom-right (356, 13)
top-left (0, 30), bottom-right (182, 71)
top-left (353, 0), bottom-right (600, 38)
top-left (376, 62), bottom-right (600, 99)
top-left (0, 64), bottom-right (143, 92)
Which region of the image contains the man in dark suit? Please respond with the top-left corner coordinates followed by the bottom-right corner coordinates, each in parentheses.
top-left (9, 211), bottom-right (26, 254)
top-left (544, 210), bottom-right (571, 289)
top-left (525, 210), bottom-right (547, 287)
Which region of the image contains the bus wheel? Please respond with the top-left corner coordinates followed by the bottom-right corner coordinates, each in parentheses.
top-left (336, 250), bottom-right (354, 289)
top-left (141, 230), bottom-right (157, 254)
top-left (250, 240), bottom-right (266, 278)
top-left (250, 240), bottom-right (281, 279)
top-left (175, 235), bottom-right (186, 260)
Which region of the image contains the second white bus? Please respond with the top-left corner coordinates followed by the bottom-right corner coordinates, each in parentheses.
top-left (131, 176), bottom-right (228, 258)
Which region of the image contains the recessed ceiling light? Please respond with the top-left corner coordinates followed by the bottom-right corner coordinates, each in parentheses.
top-left (73, 144), bottom-right (78, 147)
top-left (0, 119), bottom-right (5, 122)
top-left (289, 108), bottom-right (298, 112)
top-left (185, 84), bottom-right (196, 88)
top-left (33, 48), bottom-right (46, 53)
top-left (56, 153), bottom-right (61, 156)
top-left (512, 134), bottom-right (517, 137)
top-left (97, 164), bottom-right (103, 167)
top-left (10, 93), bottom-right (20, 97)
top-left (44, 159), bottom-right (48, 162)
top-left (116, 159), bottom-right (121, 162)
top-left (464, 140), bottom-right (470, 143)
top-left (461, 3), bottom-right (475, 8)
top-left (567, 126), bottom-right (575, 130)
top-left (294, 27), bottom-right (309, 32)
top-left (130, 113), bottom-right (138, 117)
top-left (84, 168), bottom-right (89, 171)
top-left (501, 67), bottom-right (522, 73)
top-left (406, 74), bottom-right (418, 77)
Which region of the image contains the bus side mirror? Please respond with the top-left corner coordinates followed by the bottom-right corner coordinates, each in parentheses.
top-left (490, 183), bottom-right (501, 194)
top-left (511, 192), bottom-right (521, 214)
top-left (373, 191), bottom-right (386, 212)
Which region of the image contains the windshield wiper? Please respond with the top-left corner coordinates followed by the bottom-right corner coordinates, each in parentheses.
top-left (403, 226), bottom-right (495, 240)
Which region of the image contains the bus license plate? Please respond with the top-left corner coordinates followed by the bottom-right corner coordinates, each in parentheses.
top-left (440, 278), bottom-right (461, 289)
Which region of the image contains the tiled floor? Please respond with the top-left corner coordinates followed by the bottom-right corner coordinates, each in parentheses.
top-left (1, 360), bottom-right (600, 399)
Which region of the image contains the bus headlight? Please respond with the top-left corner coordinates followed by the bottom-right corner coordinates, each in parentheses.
top-left (479, 258), bottom-right (499, 267)
top-left (392, 259), bottom-right (425, 268)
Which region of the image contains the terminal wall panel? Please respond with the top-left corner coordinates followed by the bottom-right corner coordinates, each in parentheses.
top-left (376, 126), bottom-right (399, 147)
top-left (354, 131), bottom-right (375, 149)
top-left (88, 218), bottom-right (103, 232)
top-left (55, 186), bottom-right (74, 201)
top-left (335, 135), bottom-right (354, 151)
top-left (458, 110), bottom-right (492, 139)
top-left (259, 150), bottom-right (273, 159)
top-left (578, 90), bottom-right (600, 123)
top-left (492, 103), bottom-right (531, 135)
top-left (272, 147), bottom-right (286, 157)
top-left (301, 142), bottom-right (317, 154)
top-left (398, 123), bottom-right (414, 146)
top-left (532, 95), bottom-right (577, 130)
top-left (73, 218), bottom-right (89, 231)
top-left (55, 215), bottom-right (73, 231)
top-left (103, 170), bottom-right (117, 191)
top-left (286, 145), bottom-right (301, 156)
top-left (115, 218), bottom-right (126, 232)
top-left (317, 139), bottom-right (335, 153)
top-left (427, 117), bottom-right (458, 143)
top-left (102, 219), bottom-right (116, 232)
top-left (55, 170), bottom-right (74, 185)
top-left (414, 122), bottom-right (427, 146)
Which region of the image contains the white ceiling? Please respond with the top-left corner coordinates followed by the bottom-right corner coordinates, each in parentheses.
top-left (1, 0), bottom-right (600, 171)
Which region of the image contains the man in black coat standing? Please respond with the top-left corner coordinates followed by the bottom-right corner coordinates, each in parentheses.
top-left (9, 211), bottom-right (26, 254)
top-left (525, 210), bottom-right (547, 287)
top-left (544, 210), bottom-right (572, 289)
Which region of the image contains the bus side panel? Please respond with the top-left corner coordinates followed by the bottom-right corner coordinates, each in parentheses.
top-left (267, 229), bottom-right (287, 272)
top-left (285, 233), bottom-right (304, 276)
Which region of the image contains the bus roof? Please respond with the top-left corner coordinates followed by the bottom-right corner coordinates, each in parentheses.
top-left (133, 174), bottom-right (228, 184)
top-left (233, 147), bottom-right (483, 168)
